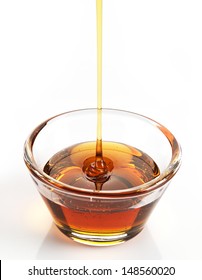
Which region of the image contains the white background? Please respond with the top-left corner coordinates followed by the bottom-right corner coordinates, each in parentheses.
top-left (0, 0), bottom-right (202, 260)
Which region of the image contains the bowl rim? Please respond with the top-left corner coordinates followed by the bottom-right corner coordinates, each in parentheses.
top-left (24, 108), bottom-right (182, 197)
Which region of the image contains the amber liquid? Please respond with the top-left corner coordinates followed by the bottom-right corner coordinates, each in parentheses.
top-left (82, 0), bottom-right (109, 188)
top-left (43, 142), bottom-right (160, 243)
top-left (42, 0), bottom-right (160, 244)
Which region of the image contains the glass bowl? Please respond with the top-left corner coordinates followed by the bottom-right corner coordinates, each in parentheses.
top-left (24, 108), bottom-right (181, 246)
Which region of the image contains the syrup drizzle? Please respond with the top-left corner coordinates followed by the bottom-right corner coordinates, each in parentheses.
top-left (83, 0), bottom-right (112, 189)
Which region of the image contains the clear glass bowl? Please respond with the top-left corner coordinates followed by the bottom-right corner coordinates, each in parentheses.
top-left (24, 109), bottom-right (181, 246)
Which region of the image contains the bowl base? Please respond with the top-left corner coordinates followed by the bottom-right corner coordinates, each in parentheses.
top-left (57, 225), bottom-right (144, 246)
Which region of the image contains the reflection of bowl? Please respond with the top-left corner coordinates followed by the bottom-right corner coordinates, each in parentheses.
top-left (24, 109), bottom-right (181, 246)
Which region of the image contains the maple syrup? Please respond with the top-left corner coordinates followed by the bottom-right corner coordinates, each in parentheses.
top-left (42, 0), bottom-right (161, 243)
top-left (42, 141), bottom-right (160, 240)
top-left (82, 0), bottom-right (110, 187)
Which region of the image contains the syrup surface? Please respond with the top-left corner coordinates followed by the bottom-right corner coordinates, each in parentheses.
top-left (44, 141), bottom-right (160, 191)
